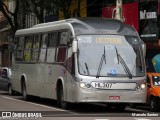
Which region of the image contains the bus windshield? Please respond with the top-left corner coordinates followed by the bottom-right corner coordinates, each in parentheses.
top-left (77, 35), bottom-right (145, 77)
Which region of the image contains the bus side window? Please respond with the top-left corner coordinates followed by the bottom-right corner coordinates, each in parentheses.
top-left (46, 32), bottom-right (58, 63)
top-left (15, 36), bottom-right (25, 61)
top-left (39, 34), bottom-right (48, 62)
top-left (24, 36), bottom-right (33, 62)
top-left (31, 35), bottom-right (40, 62)
top-left (56, 31), bottom-right (68, 63)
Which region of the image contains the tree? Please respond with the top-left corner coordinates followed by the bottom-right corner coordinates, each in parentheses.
top-left (57, 0), bottom-right (84, 18)
top-left (0, 0), bottom-right (92, 31)
top-left (25, 0), bottom-right (73, 22)
top-left (26, 0), bottom-right (84, 22)
top-left (26, 0), bottom-right (46, 23)
top-left (0, 0), bottom-right (19, 32)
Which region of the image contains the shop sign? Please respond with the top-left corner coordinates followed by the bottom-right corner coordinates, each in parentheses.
top-left (139, 1), bottom-right (159, 41)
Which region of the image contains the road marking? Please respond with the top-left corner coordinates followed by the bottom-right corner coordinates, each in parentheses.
top-left (2, 96), bottom-right (75, 114)
top-left (95, 119), bottom-right (110, 120)
top-left (134, 118), bottom-right (151, 120)
top-left (126, 107), bottom-right (149, 112)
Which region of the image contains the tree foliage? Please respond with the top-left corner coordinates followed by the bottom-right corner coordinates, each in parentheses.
top-left (0, 0), bottom-right (84, 32)
top-left (0, 0), bottom-right (19, 32)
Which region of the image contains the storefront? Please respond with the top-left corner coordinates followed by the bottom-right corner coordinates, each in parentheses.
top-left (139, 0), bottom-right (160, 72)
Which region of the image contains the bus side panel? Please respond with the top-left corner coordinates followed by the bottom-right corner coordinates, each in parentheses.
top-left (12, 63), bottom-right (46, 97)
top-left (66, 69), bottom-right (75, 102)
top-left (44, 64), bottom-right (71, 101)
top-left (44, 64), bottom-right (59, 99)
top-left (28, 63), bottom-right (45, 97)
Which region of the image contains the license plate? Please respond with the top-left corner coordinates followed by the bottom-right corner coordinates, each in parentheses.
top-left (109, 96), bottom-right (120, 100)
top-left (91, 82), bottom-right (115, 89)
top-left (91, 82), bottom-right (136, 90)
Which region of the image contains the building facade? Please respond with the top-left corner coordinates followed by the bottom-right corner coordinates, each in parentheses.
top-left (0, 0), bottom-right (12, 67)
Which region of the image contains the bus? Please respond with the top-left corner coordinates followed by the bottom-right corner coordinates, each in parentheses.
top-left (10, 18), bottom-right (147, 110)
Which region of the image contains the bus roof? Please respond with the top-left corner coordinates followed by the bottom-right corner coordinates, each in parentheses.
top-left (15, 17), bottom-right (138, 36)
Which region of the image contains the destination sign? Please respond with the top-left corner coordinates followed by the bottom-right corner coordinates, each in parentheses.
top-left (96, 38), bottom-right (122, 44)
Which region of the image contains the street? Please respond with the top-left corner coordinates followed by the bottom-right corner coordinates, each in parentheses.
top-left (0, 90), bottom-right (159, 120)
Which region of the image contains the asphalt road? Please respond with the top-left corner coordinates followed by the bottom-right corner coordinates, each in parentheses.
top-left (0, 90), bottom-right (159, 120)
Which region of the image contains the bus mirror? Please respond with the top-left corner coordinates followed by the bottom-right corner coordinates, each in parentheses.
top-left (70, 36), bottom-right (74, 40)
top-left (72, 41), bottom-right (77, 53)
top-left (142, 43), bottom-right (146, 57)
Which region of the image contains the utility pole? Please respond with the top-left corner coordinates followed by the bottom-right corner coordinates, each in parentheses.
top-left (115, 0), bottom-right (123, 22)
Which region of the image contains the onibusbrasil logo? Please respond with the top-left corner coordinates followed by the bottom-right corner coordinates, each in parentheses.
top-left (0, 112), bottom-right (42, 120)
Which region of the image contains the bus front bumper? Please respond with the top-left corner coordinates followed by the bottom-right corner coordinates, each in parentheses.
top-left (73, 89), bottom-right (146, 103)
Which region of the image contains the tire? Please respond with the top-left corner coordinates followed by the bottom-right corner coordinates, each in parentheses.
top-left (22, 82), bottom-right (29, 101)
top-left (57, 84), bottom-right (69, 109)
top-left (150, 98), bottom-right (158, 112)
top-left (8, 84), bottom-right (14, 96)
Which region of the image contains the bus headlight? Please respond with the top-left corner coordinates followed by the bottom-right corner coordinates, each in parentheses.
top-left (137, 83), bottom-right (146, 90)
top-left (80, 82), bottom-right (91, 89)
top-left (141, 84), bottom-right (146, 89)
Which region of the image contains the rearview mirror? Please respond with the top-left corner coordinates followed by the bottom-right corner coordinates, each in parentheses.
top-left (142, 43), bottom-right (146, 57)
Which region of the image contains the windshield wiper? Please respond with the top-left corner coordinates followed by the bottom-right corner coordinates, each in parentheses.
top-left (85, 62), bottom-right (90, 75)
top-left (96, 46), bottom-right (106, 78)
top-left (115, 47), bottom-right (132, 79)
top-left (115, 46), bottom-right (119, 64)
top-left (78, 49), bottom-right (86, 74)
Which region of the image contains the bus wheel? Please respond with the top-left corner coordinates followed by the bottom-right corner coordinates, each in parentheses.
top-left (8, 84), bottom-right (14, 96)
top-left (150, 97), bottom-right (158, 112)
top-left (22, 82), bottom-right (29, 101)
top-left (57, 85), bottom-right (68, 109)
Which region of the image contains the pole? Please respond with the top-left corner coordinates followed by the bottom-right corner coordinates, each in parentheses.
top-left (115, 0), bottom-right (123, 22)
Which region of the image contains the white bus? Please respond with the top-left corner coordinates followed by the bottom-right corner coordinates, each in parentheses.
top-left (10, 18), bottom-right (146, 110)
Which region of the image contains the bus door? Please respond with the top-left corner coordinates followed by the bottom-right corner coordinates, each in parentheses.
top-left (66, 46), bottom-right (74, 101)
top-left (58, 30), bottom-right (74, 101)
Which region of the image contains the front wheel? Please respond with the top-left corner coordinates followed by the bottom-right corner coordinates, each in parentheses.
top-left (22, 82), bottom-right (29, 101)
top-left (57, 84), bottom-right (69, 109)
